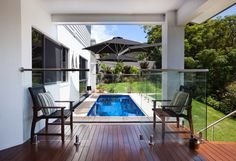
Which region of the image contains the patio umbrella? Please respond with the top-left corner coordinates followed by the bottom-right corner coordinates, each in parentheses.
top-left (118, 43), bottom-right (161, 56)
top-left (98, 54), bottom-right (138, 62)
top-left (83, 37), bottom-right (142, 54)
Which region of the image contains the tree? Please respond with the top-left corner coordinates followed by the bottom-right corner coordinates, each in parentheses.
top-left (143, 25), bottom-right (162, 68)
top-left (185, 57), bottom-right (197, 69)
top-left (144, 15), bottom-right (236, 114)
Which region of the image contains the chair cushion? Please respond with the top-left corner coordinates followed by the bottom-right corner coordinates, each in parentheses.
top-left (168, 91), bottom-right (189, 114)
top-left (37, 92), bottom-right (56, 116)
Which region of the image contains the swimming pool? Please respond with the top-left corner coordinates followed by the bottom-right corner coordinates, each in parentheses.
top-left (87, 95), bottom-right (145, 116)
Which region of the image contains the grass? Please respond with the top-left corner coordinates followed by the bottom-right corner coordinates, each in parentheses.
top-left (97, 81), bottom-right (162, 94)
top-left (97, 82), bottom-right (236, 141)
top-left (192, 100), bottom-right (236, 141)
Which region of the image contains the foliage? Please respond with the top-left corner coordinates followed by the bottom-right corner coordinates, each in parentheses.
top-left (185, 57), bottom-right (197, 69)
top-left (100, 64), bottom-right (112, 74)
top-left (137, 52), bottom-right (147, 61)
top-left (221, 81), bottom-right (236, 114)
top-left (130, 66), bottom-right (140, 74)
top-left (122, 65), bottom-right (132, 74)
top-left (206, 96), bottom-right (220, 110)
top-left (143, 25), bottom-right (162, 68)
top-left (139, 61), bottom-right (149, 69)
top-left (113, 62), bottom-right (124, 74)
top-left (144, 15), bottom-right (236, 114)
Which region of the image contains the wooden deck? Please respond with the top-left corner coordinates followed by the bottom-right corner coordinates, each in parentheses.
top-left (0, 123), bottom-right (236, 161)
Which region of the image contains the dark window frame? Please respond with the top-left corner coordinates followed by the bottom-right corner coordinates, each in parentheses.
top-left (32, 28), bottom-right (69, 86)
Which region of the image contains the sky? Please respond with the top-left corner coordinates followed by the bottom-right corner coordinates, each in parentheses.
top-left (91, 4), bottom-right (236, 44)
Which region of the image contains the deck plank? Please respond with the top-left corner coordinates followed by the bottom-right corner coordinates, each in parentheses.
top-left (1, 123), bottom-right (236, 161)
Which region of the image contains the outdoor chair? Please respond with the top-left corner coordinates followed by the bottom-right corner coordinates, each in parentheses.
top-left (28, 86), bottom-right (74, 143)
top-left (152, 85), bottom-right (194, 140)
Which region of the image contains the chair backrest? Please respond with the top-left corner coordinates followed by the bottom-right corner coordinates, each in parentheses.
top-left (169, 91), bottom-right (189, 114)
top-left (28, 86), bottom-right (46, 107)
top-left (179, 85), bottom-right (195, 106)
top-left (168, 85), bottom-right (195, 114)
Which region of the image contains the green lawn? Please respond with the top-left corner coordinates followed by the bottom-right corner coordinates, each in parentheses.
top-left (97, 81), bottom-right (162, 94)
top-left (192, 100), bottom-right (236, 141)
top-left (97, 82), bottom-right (236, 141)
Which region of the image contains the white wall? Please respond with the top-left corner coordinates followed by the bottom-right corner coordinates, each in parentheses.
top-left (0, 0), bottom-right (58, 150)
top-left (57, 25), bottom-right (95, 100)
top-left (21, 0), bottom-right (58, 143)
top-left (0, 0), bottom-right (23, 150)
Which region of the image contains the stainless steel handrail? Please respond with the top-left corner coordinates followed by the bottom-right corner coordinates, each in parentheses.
top-left (20, 67), bottom-right (89, 72)
top-left (198, 110), bottom-right (236, 133)
top-left (198, 110), bottom-right (236, 140)
top-left (141, 69), bottom-right (209, 73)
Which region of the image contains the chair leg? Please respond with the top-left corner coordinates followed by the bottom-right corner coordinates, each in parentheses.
top-left (176, 117), bottom-right (180, 128)
top-left (188, 115), bottom-right (194, 135)
top-left (45, 118), bottom-right (48, 132)
top-left (70, 113), bottom-right (73, 132)
top-left (61, 110), bottom-right (65, 142)
top-left (31, 118), bottom-right (37, 143)
top-left (161, 116), bottom-right (165, 141)
top-left (153, 111), bottom-right (156, 129)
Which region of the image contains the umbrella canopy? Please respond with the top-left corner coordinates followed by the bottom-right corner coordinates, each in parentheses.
top-left (83, 37), bottom-right (141, 54)
top-left (118, 43), bottom-right (161, 56)
top-left (98, 54), bottom-right (138, 62)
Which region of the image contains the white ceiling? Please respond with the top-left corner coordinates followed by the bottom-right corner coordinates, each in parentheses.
top-left (40, 0), bottom-right (236, 24)
top-left (42, 0), bottom-right (186, 14)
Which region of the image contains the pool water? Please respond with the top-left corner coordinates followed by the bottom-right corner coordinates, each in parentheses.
top-left (87, 95), bottom-right (145, 116)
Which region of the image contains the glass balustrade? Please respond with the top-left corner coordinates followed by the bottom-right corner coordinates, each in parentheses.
top-left (78, 69), bottom-right (209, 141)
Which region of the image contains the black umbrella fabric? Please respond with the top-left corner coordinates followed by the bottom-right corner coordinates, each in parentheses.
top-left (83, 37), bottom-right (141, 54)
top-left (98, 54), bottom-right (138, 62)
top-left (118, 43), bottom-right (161, 56)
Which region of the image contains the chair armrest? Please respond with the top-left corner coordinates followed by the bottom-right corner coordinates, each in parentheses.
top-left (161, 105), bottom-right (190, 108)
top-left (152, 100), bottom-right (171, 102)
top-left (55, 101), bottom-right (74, 111)
top-left (33, 106), bottom-right (66, 109)
top-left (160, 105), bottom-right (191, 110)
top-left (55, 101), bottom-right (74, 103)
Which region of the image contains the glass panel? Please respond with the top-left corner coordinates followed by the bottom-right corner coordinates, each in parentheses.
top-left (183, 72), bottom-right (207, 139)
top-left (208, 116), bottom-right (236, 141)
top-left (61, 47), bottom-right (68, 82)
top-left (44, 38), bottom-right (62, 84)
top-left (32, 29), bottom-right (43, 85)
top-left (79, 80), bottom-right (87, 97)
top-left (78, 70), bottom-right (208, 143)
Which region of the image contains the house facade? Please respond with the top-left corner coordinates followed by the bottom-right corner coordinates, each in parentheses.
top-left (0, 0), bottom-right (234, 150)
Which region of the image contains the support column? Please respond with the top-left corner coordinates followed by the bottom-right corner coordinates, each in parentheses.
top-left (162, 11), bottom-right (185, 100)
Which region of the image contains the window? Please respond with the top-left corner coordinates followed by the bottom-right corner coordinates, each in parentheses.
top-left (32, 28), bottom-right (68, 86)
top-left (79, 56), bottom-right (88, 97)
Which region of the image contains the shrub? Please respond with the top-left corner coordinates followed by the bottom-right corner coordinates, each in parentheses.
top-left (185, 57), bottom-right (197, 69)
top-left (207, 96), bottom-right (220, 110)
top-left (221, 81), bottom-right (236, 114)
top-left (113, 62), bottom-right (124, 74)
top-left (130, 66), bottom-right (140, 74)
top-left (122, 65), bottom-right (131, 74)
top-left (100, 64), bottom-right (112, 74)
top-left (140, 61), bottom-right (149, 69)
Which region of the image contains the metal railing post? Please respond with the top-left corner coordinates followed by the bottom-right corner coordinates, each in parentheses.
top-left (212, 126), bottom-right (214, 141)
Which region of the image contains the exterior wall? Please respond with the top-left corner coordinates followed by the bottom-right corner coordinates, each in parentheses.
top-left (0, 0), bottom-right (57, 150)
top-left (0, 0), bottom-right (23, 151)
top-left (0, 1), bottom-right (93, 150)
top-left (21, 0), bottom-right (58, 144)
top-left (57, 25), bottom-right (94, 103)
